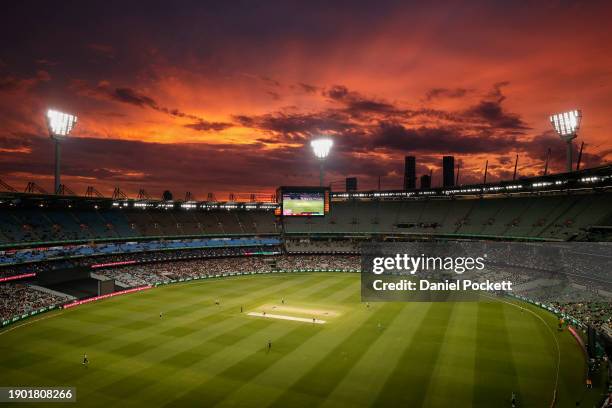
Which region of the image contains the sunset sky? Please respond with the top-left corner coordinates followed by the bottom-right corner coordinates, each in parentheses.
top-left (1, 1), bottom-right (611, 199)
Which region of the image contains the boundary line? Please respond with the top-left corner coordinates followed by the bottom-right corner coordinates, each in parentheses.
top-left (482, 293), bottom-right (560, 408)
top-left (0, 311), bottom-right (65, 337)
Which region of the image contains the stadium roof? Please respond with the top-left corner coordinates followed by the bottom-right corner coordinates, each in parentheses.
top-left (0, 165), bottom-right (611, 208)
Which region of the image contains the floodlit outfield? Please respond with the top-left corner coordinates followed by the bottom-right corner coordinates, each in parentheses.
top-left (283, 198), bottom-right (324, 215)
top-left (0, 273), bottom-right (603, 407)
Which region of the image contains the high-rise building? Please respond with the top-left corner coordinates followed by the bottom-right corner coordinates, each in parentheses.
top-left (403, 156), bottom-right (416, 190)
top-left (420, 174), bottom-right (431, 189)
top-left (346, 177), bottom-right (358, 192)
top-left (443, 156), bottom-right (455, 187)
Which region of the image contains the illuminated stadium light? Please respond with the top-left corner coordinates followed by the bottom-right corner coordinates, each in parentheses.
top-left (158, 203), bottom-right (174, 209)
top-left (46, 109), bottom-right (77, 195)
top-left (47, 109), bottom-right (77, 138)
top-left (532, 181), bottom-right (552, 188)
top-left (550, 110), bottom-right (581, 138)
top-left (549, 109), bottom-right (581, 172)
top-left (311, 138), bottom-right (333, 159)
top-left (311, 138), bottom-right (333, 186)
top-left (580, 176), bottom-right (599, 183)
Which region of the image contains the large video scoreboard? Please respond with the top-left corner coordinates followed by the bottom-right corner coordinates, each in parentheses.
top-left (276, 186), bottom-right (330, 216)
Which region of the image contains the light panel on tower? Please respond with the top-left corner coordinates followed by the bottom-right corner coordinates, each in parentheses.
top-left (47, 109), bottom-right (77, 138)
top-left (550, 110), bottom-right (581, 138)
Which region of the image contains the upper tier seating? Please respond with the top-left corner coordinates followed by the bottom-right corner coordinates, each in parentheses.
top-left (0, 209), bottom-right (278, 246)
top-left (283, 192), bottom-right (612, 241)
top-left (0, 191), bottom-right (609, 246)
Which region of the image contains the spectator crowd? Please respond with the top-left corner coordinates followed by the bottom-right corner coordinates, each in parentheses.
top-left (0, 283), bottom-right (64, 322)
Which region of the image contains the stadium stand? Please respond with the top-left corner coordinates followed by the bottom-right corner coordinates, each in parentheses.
top-left (0, 283), bottom-right (65, 321)
top-left (85, 255), bottom-right (360, 288)
top-left (1, 168), bottom-right (610, 248)
top-left (284, 238), bottom-right (361, 253)
top-left (0, 205), bottom-right (278, 246)
top-left (0, 238), bottom-right (281, 266)
top-left (284, 191), bottom-right (612, 240)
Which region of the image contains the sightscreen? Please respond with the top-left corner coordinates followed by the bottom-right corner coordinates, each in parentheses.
top-left (282, 191), bottom-right (325, 216)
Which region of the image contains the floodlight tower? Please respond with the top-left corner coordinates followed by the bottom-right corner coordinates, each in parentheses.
top-left (46, 109), bottom-right (77, 194)
top-left (550, 110), bottom-right (581, 173)
top-left (310, 138), bottom-right (333, 187)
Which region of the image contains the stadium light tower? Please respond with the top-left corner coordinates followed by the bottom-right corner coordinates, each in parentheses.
top-left (46, 109), bottom-right (77, 194)
top-left (550, 109), bottom-right (581, 173)
top-left (311, 138), bottom-right (333, 186)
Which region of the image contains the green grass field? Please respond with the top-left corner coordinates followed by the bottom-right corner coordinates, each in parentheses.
top-left (0, 273), bottom-right (601, 407)
top-left (283, 198), bottom-right (324, 215)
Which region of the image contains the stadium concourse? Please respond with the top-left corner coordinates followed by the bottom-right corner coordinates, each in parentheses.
top-left (0, 165), bottom-right (611, 406)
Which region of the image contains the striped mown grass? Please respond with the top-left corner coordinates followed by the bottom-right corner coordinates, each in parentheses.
top-left (0, 273), bottom-right (602, 407)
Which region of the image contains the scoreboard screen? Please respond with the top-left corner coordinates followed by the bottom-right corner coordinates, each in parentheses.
top-left (279, 187), bottom-right (330, 216)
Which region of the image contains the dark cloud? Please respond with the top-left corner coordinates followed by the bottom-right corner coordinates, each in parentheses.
top-left (425, 87), bottom-right (471, 101)
top-left (235, 111), bottom-right (353, 140)
top-left (324, 85), bottom-right (402, 116)
top-left (72, 80), bottom-right (233, 130)
top-left (363, 122), bottom-right (520, 154)
top-left (184, 119), bottom-right (233, 132)
top-left (346, 99), bottom-right (399, 116)
top-left (497, 156), bottom-right (513, 166)
top-left (403, 108), bottom-right (460, 122)
top-left (239, 73), bottom-right (281, 87)
top-left (464, 99), bottom-right (529, 130)
top-left (0, 132), bottom-right (36, 152)
top-left (325, 85), bottom-right (349, 100)
top-left (260, 75), bottom-right (280, 87)
top-left (486, 81), bottom-right (511, 102)
top-left (112, 87), bottom-right (212, 124)
top-left (100, 111), bottom-right (127, 118)
top-left (112, 87), bottom-right (158, 109)
top-left (298, 83), bottom-right (319, 93)
top-left (267, 91), bottom-right (281, 100)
